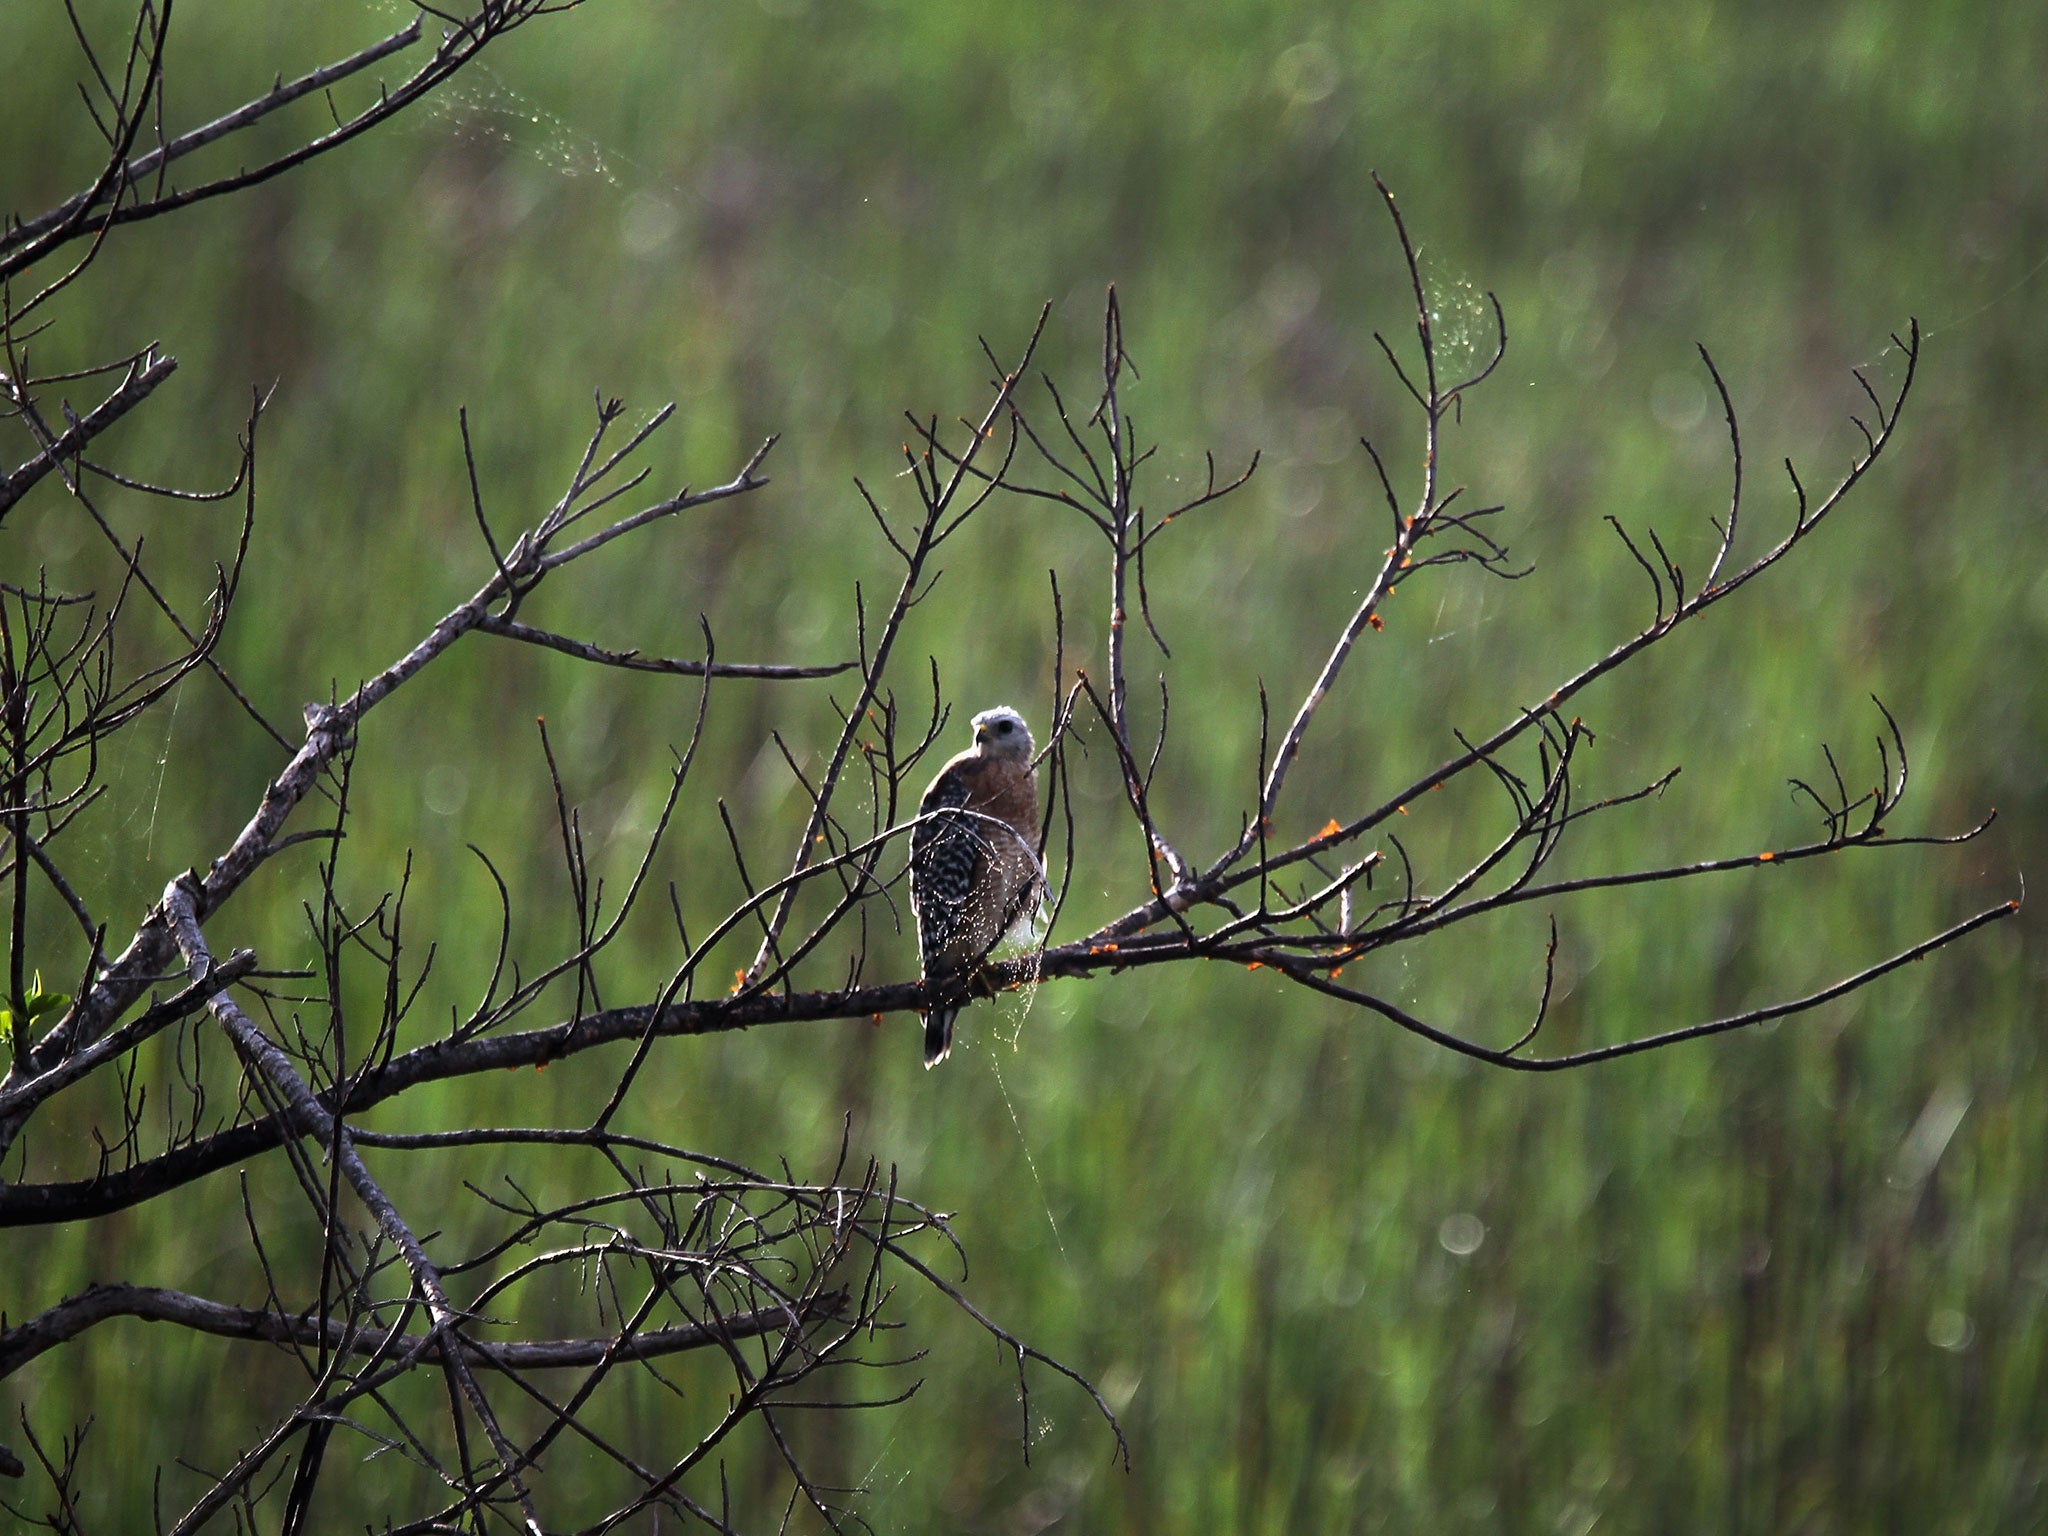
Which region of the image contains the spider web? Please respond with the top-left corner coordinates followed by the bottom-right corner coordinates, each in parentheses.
top-left (1422, 256), bottom-right (1497, 380)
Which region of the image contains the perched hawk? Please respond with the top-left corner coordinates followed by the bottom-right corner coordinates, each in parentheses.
top-left (910, 705), bottom-right (1044, 1067)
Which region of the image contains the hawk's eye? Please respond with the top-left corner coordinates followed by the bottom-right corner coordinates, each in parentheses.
top-left (997, 720), bottom-right (1013, 734)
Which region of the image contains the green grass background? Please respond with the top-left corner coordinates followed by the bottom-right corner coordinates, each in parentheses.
top-left (3, 0), bottom-right (2045, 1529)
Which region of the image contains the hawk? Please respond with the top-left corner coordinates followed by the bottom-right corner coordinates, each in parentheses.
top-left (910, 705), bottom-right (1044, 1067)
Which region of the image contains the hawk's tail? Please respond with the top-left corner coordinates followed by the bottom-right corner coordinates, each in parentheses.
top-left (923, 1006), bottom-right (958, 1069)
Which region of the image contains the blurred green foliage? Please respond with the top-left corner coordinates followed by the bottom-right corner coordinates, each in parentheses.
top-left (3, 0), bottom-right (2045, 1528)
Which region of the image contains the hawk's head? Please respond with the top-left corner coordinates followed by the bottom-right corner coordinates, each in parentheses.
top-left (970, 705), bottom-right (1034, 764)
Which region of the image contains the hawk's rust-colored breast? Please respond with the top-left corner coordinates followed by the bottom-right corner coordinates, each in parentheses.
top-left (947, 755), bottom-right (1038, 834)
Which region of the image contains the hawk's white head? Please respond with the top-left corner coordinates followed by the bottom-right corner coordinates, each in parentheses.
top-left (970, 705), bottom-right (1034, 764)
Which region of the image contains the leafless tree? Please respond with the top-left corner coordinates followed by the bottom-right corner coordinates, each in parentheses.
top-left (0, 2), bottom-right (2014, 1531)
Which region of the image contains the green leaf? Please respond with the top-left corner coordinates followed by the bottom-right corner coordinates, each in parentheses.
top-left (3, 971), bottom-right (71, 1048)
